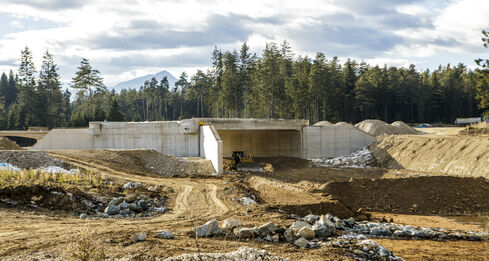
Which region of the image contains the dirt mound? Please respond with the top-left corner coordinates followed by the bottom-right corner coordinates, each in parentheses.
top-left (0, 151), bottom-right (64, 169)
top-left (0, 138), bottom-right (23, 150)
top-left (49, 150), bottom-right (215, 177)
top-left (370, 135), bottom-right (489, 178)
top-left (355, 119), bottom-right (418, 137)
top-left (391, 121), bottom-right (418, 134)
top-left (459, 122), bottom-right (489, 135)
top-left (313, 121), bottom-right (333, 126)
top-left (321, 176), bottom-right (489, 215)
top-left (0, 185), bottom-right (104, 214)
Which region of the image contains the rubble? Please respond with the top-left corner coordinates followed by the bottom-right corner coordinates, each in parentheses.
top-left (100, 193), bottom-right (167, 218)
top-left (164, 247), bottom-right (288, 261)
top-left (310, 147), bottom-right (375, 168)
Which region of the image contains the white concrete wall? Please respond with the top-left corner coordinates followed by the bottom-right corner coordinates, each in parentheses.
top-left (32, 129), bottom-right (94, 150)
top-left (218, 130), bottom-right (301, 158)
top-left (200, 125), bottom-right (223, 174)
top-left (89, 121), bottom-right (200, 156)
top-left (302, 125), bottom-right (376, 159)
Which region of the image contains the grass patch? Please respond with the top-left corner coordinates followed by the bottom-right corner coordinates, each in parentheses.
top-left (0, 168), bottom-right (106, 190)
top-left (66, 226), bottom-right (106, 261)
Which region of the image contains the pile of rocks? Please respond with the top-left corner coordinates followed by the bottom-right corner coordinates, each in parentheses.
top-left (99, 193), bottom-right (167, 218)
top-left (329, 233), bottom-right (404, 260)
top-left (164, 247), bottom-right (288, 261)
top-left (347, 221), bottom-right (489, 241)
top-left (310, 147), bottom-right (375, 168)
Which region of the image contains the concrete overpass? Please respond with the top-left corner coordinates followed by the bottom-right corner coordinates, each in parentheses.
top-left (0, 130), bottom-right (49, 141)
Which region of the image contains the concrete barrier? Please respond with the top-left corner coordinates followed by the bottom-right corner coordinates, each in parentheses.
top-left (200, 125), bottom-right (223, 174)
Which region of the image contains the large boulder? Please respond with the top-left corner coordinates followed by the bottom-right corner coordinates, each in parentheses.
top-left (296, 226), bottom-right (315, 239)
top-left (257, 222), bottom-right (277, 236)
top-left (222, 219), bottom-right (243, 232)
top-left (294, 237), bottom-right (309, 248)
top-left (289, 221), bottom-right (311, 231)
top-left (125, 194), bottom-right (139, 203)
top-left (234, 227), bottom-right (256, 239)
top-left (108, 197), bottom-right (124, 206)
top-left (194, 220), bottom-right (219, 237)
top-left (133, 232), bottom-right (147, 242)
top-left (104, 205), bottom-right (120, 215)
top-left (156, 230), bottom-right (174, 239)
top-left (303, 214), bottom-right (319, 224)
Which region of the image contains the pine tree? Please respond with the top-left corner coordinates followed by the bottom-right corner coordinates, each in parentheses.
top-left (475, 29), bottom-right (489, 114)
top-left (38, 51), bottom-right (65, 128)
top-left (108, 98), bottom-right (124, 121)
top-left (17, 47), bottom-right (37, 129)
top-left (72, 58), bottom-right (105, 116)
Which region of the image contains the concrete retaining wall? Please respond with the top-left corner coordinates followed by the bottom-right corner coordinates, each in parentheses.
top-left (89, 121), bottom-right (200, 156)
top-left (218, 130), bottom-right (301, 158)
top-left (302, 124), bottom-right (376, 159)
top-left (200, 125), bottom-right (223, 174)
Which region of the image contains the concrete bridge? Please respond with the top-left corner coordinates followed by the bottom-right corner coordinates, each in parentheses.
top-left (0, 130), bottom-right (49, 141)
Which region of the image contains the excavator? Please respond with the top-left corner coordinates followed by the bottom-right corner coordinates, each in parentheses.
top-left (231, 151), bottom-right (264, 172)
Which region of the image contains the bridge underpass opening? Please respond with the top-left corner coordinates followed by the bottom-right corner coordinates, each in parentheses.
top-left (217, 130), bottom-right (301, 158)
top-left (4, 136), bottom-right (37, 147)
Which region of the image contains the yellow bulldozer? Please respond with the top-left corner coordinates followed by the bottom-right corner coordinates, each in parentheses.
top-left (231, 151), bottom-right (264, 172)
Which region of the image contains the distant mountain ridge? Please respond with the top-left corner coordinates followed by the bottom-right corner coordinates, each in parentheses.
top-left (111, 70), bottom-right (178, 91)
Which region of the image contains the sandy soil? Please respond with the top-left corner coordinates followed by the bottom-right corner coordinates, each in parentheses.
top-left (0, 152), bottom-right (487, 260)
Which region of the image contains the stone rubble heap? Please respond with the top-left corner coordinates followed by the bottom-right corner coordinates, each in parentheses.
top-left (164, 247), bottom-right (288, 261)
top-left (191, 213), bottom-right (489, 260)
top-left (329, 233), bottom-right (403, 260)
top-left (100, 193), bottom-right (167, 218)
top-left (310, 147), bottom-right (375, 168)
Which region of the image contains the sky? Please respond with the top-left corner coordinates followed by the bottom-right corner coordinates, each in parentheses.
top-left (0, 0), bottom-right (488, 87)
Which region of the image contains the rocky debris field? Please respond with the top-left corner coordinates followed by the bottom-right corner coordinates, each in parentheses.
top-left (321, 176), bottom-right (489, 215)
top-left (310, 147), bottom-right (376, 168)
top-left (165, 247), bottom-right (288, 261)
top-left (0, 137), bottom-right (23, 150)
top-left (0, 151), bottom-right (65, 169)
top-left (189, 213), bottom-right (487, 260)
top-left (85, 182), bottom-right (169, 219)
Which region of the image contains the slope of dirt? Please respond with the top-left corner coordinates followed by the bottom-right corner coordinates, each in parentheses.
top-left (321, 176), bottom-right (489, 215)
top-left (0, 137), bottom-right (23, 150)
top-left (48, 150), bottom-right (215, 177)
top-left (370, 135), bottom-right (489, 177)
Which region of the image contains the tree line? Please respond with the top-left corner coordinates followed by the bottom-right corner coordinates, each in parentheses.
top-left (1, 39), bottom-right (488, 130)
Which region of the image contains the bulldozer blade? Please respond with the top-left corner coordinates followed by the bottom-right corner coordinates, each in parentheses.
top-left (236, 163), bottom-right (264, 173)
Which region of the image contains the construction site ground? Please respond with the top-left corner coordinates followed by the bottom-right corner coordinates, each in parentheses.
top-left (0, 130), bottom-right (488, 260)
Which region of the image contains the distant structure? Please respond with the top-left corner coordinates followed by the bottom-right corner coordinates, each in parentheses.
top-left (33, 118), bottom-right (376, 174)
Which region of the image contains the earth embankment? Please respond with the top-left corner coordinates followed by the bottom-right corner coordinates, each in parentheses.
top-left (370, 135), bottom-right (489, 178)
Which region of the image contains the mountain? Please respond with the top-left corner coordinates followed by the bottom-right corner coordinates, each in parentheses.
top-left (111, 70), bottom-right (178, 91)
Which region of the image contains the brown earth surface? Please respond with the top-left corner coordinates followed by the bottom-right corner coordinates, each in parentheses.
top-left (370, 135), bottom-right (489, 178)
top-left (0, 137), bottom-right (23, 150)
top-left (0, 151), bottom-right (487, 260)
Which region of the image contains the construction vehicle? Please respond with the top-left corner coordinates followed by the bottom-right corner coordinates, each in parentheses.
top-left (231, 151), bottom-right (264, 172)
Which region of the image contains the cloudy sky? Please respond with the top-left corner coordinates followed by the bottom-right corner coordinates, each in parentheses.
top-left (0, 0), bottom-right (488, 87)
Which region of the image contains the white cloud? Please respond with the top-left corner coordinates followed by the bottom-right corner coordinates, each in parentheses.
top-left (0, 0), bottom-right (487, 87)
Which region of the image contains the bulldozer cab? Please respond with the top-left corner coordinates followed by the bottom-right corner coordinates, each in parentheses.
top-left (232, 151), bottom-right (253, 164)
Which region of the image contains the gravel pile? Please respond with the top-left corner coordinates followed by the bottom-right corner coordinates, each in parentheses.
top-left (355, 119), bottom-right (419, 137)
top-left (164, 247), bottom-right (288, 261)
top-left (311, 147), bottom-right (375, 168)
top-left (0, 151), bottom-right (64, 169)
